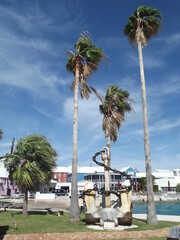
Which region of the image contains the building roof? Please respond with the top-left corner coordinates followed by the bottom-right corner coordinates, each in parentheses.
top-left (120, 166), bottom-right (138, 173)
top-left (77, 166), bottom-right (104, 174)
top-left (53, 166), bottom-right (70, 173)
top-left (67, 166), bottom-right (104, 174)
top-left (0, 159), bottom-right (8, 178)
top-left (155, 178), bottom-right (177, 187)
top-left (154, 169), bottom-right (173, 174)
top-left (136, 170), bottom-right (174, 179)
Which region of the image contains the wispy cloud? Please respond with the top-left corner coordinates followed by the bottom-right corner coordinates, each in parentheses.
top-left (126, 52), bottom-right (164, 69)
top-left (148, 74), bottom-right (180, 97)
top-left (150, 118), bottom-right (180, 133)
top-left (158, 33), bottom-right (180, 46)
top-left (62, 94), bottom-right (103, 131)
top-left (0, 2), bottom-right (82, 100)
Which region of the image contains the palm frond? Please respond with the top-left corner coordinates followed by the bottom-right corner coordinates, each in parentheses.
top-left (124, 5), bottom-right (162, 46)
top-left (99, 84), bottom-right (134, 142)
top-left (66, 31), bottom-right (106, 99)
top-left (4, 134), bottom-right (57, 192)
top-left (90, 86), bottom-right (104, 103)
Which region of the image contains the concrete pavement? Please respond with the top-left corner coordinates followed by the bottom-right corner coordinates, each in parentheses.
top-left (133, 214), bottom-right (180, 222)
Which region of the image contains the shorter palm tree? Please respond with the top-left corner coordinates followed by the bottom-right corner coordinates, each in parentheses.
top-left (92, 84), bottom-right (134, 148)
top-left (92, 84), bottom-right (134, 207)
top-left (4, 134), bottom-right (57, 216)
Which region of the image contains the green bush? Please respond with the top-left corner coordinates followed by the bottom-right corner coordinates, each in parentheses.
top-left (176, 183), bottom-right (180, 192)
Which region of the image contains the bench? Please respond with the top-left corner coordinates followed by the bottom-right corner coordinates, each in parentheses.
top-left (45, 208), bottom-right (52, 215)
top-left (44, 208), bottom-right (64, 216)
top-left (167, 226), bottom-right (180, 240)
top-left (58, 210), bottom-right (64, 216)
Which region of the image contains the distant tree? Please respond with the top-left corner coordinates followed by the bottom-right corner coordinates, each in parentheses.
top-left (124, 5), bottom-right (162, 225)
top-left (139, 177), bottom-right (147, 191)
top-left (0, 129), bottom-right (3, 140)
top-left (4, 134), bottom-right (57, 217)
top-left (176, 184), bottom-right (180, 193)
top-left (66, 32), bottom-right (105, 223)
top-left (138, 176), bottom-right (156, 191)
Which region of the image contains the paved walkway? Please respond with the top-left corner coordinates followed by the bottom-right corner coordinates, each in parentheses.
top-left (1, 215), bottom-right (180, 240)
top-left (133, 214), bottom-right (180, 222)
top-left (0, 227), bottom-right (175, 240)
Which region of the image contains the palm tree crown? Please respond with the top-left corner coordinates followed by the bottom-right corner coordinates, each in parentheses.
top-left (124, 6), bottom-right (162, 47)
top-left (97, 85), bottom-right (134, 142)
top-left (66, 31), bottom-right (104, 99)
top-left (4, 134), bottom-right (57, 192)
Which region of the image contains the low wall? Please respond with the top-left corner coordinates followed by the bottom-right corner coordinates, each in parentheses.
top-left (132, 193), bottom-right (180, 203)
top-left (36, 192), bottom-right (55, 200)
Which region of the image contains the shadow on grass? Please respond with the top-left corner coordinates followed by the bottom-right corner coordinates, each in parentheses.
top-left (0, 226), bottom-right (9, 239)
top-left (14, 211), bottom-right (47, 216)
top-left (28, 211), bottom-right (47, 216)
top-left (133, 217), bottom-right (147, 223)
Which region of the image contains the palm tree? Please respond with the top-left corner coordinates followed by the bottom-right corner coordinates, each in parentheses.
top-left (66, 32), bottom-right (105, 222)
top-left (4, 134), bottom-right (57, 216)
top-left (98, 85), bottom-right (133, 148)
top-left (124, 6), bottom-right (162, 225)
top-left (92, 85), bottom-right (134, 206)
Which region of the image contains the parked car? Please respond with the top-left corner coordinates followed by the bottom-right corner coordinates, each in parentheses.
top-left (54, 189), bottom-right (69, 196)
top-left (13, 192), bottom-right (24, 199)
top-left (28, 193), bottom-right (35, 199)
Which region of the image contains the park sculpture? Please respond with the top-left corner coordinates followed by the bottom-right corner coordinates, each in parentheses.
top-left (83, 147), bottom-right (132, 229)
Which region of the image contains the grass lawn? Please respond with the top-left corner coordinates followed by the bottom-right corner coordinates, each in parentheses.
top-left (0, 210), bottom-right (179, 236)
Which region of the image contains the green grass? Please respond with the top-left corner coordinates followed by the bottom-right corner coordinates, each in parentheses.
top-left (0, 210), bottom-right (179, 236)
top-left (128, 218), bottom-right (180, 231)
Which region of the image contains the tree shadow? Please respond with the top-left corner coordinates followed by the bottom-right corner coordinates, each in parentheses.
top-left (133, 217), bottom-right (147, 223)
top-left (28, 211), bottom-right (47, 216)
top-left (0, 226), bottom-right (9, 240)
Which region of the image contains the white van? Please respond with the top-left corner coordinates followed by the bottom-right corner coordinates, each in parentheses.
top-left (55, 181), bottom-right (89, 197)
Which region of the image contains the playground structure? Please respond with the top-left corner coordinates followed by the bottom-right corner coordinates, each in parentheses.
top-left (83, 147), bottom-right (132, 228)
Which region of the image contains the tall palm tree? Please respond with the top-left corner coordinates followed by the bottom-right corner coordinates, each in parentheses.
top-left (66, 32), bottom-right (105, 222)
top-left (124, 6), bottom-right (162, 225)
top-left (4, 134), bottom-right (57, 216)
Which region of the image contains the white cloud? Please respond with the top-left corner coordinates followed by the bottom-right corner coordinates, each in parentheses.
top-left (158, 33), bottom-right (180, 45)
top-left (150, 118), bottom-right (180, 133)
top-left (62, 94), bottom-right (103, 131)
top-left (0, 2), bottom-right (81, 100)
top-left (126, 52), bottom-right (164, 69)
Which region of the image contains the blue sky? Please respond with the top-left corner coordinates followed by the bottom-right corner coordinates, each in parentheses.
top-left (0, 0), bottom-right (179, 172)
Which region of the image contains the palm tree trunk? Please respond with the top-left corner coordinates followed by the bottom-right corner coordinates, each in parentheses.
top-left (22, 190), bottom-right (28, 217)
top-left (137, 39), bottom-right (158, 225)
top-left (69, 61), bottom-right (80, 223)
top-left (104, 136), bottom-right (111, 207)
